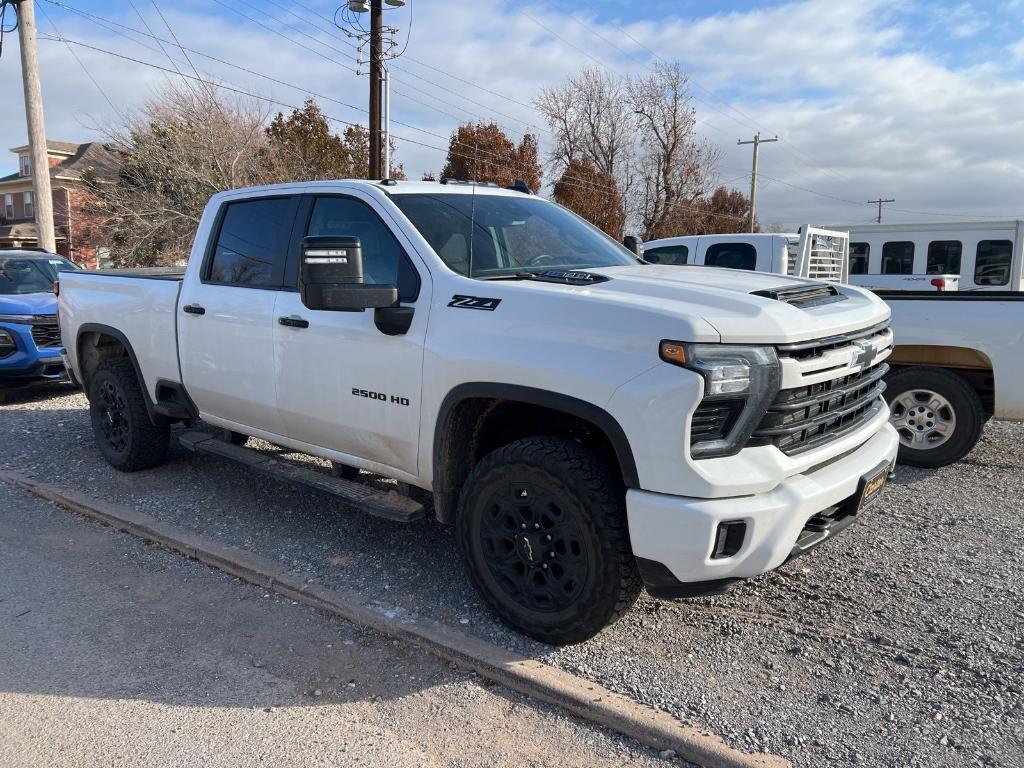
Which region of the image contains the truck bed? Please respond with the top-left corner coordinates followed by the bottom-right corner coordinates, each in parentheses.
top-left (59, 269), bottom-right (185, 401)
top-left (880, 290), bottom-right (1024, 419)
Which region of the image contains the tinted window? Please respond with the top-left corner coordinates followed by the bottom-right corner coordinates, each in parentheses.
top-left (926, 240), bottom-right (962, 275)
top-left (208, 197), bottom-right (295, 287)
top-left (849, 242), bottom-right (869, 275)
top-left (974, 240), bottom-right (1013, 286)
top-left (704, 242), bottom-right (756, 270)
top-left (0, 256), bottom-right (77, 295)
top-left (644, 245), bottom-right (688, 265)
top-left (881, 241), bottom-right (914, 274)
top-left (391, 193), bottom-right (637, 278)
top-left (306, 196), bottom-right (419, 300)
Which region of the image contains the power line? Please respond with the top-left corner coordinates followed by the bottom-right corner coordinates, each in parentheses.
top-left (35, 1), bottom-right (117, 113)
top-left (37, 30), bottom-right (750, 225)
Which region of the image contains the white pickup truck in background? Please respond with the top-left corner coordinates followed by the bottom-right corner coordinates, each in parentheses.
top-left (879, 290), bottom-right (1024, 467)
top-left (59, 179), bottom-right (898, 644)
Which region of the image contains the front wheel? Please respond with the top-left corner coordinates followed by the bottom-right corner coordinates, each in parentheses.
top-left (88, 358), bottom-right (169, 472)
top-left (457, 437), bottom-right (641, 645)
top-left (885, 367), bottom-right (984, 468)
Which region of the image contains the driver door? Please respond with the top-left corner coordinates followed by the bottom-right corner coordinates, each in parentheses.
top-left (273, 192), bottom-right (428, 477)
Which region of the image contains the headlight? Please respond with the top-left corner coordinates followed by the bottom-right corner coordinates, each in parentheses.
top-left (0, 314), bottom-right (35, 324)
top-left (0, 329), bottom-right (16, 359)
top-left (660, 341), bottom-right (781, 458)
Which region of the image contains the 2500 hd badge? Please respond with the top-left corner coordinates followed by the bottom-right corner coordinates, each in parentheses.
top-left (352, 388), bottom-right (410, 406)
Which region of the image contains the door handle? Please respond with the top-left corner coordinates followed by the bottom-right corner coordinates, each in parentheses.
top-left (278, 315), bottom-right (309, 329)
top-left (182, 304), bottom-right (206, 316)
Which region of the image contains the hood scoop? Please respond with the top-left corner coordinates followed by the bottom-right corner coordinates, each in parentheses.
top-left (752, 283), bottom-right (846, 308)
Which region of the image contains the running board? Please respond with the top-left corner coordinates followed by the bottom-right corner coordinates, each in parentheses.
top-left (178, 431), bottom-right (426, 523)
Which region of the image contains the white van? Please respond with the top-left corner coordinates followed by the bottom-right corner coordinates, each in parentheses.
top-left (823, 220), bottom-right (1024, 292)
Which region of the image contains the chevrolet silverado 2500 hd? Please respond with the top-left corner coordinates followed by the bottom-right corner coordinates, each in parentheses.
top-left (60, 180), bottom-right (899, 644)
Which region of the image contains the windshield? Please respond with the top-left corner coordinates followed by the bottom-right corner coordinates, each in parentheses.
top-left (0, 256), bottom-right (79, 295)
top-left (391, 193), bottom-right (638, 278)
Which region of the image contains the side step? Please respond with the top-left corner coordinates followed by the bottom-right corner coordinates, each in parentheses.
top-left (178, 431), bottom-right (426, 523)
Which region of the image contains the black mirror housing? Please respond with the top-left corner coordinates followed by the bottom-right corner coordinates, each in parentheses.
top-left (623, 235), bottom-right (643, 257)
top-left (300, 235), bottom-right (398, 312)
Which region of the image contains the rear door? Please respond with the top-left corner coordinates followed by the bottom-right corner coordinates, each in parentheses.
top-left (177, 193), bottom-right (300, 437)
top-left (272, 192), bottom-right (428, 476)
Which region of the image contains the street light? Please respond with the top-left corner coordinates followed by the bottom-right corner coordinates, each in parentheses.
top-left (347, 0), bottom-right (369, 12)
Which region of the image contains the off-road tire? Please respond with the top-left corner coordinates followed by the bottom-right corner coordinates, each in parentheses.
top-left (457, 437), bottom-right (641, 645)
top-left (88, 358), bottom-right (169, 472)
top-left (885, 366), bottom-right (984, 468)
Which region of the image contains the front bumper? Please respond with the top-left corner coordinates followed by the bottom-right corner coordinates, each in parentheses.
top-left (0, 324), bottom-right (66, 385)
top-left (626, 422), bottom-right (899, 597)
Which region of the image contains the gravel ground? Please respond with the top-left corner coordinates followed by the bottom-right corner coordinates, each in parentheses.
top-left (0, 480), bottom-right (669, 768)
top-left (2, 383), bottom-right (1022, 767)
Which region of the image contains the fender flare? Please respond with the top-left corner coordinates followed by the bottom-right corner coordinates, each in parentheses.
top-left (432, 383), bottom-right (640, 506)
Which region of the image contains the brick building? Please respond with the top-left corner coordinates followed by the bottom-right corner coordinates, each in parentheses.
top-left (0, 140), bottom-right (119, 268)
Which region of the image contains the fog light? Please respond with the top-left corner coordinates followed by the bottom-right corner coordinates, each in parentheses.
top-left (0, 329), bottom-right (16, 359)
top-left (712, 520), bottom-right (747, 559)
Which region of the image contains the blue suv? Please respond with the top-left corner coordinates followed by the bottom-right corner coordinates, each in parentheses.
top-left (0, 249), bottom-right (80, 391)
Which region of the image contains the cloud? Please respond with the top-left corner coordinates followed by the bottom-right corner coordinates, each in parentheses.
top-left (1, 0), bottom-right (1021, 230)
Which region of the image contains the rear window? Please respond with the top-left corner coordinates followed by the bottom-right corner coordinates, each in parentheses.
top-left (974, 240), bottom-right (1012, 286)
top-left (704, 242), bottom-right (756, 271)
top-left (849, 242), bottom-right (869, 275)
top-left (926, 240), bottom-right (962, 275)
top-left (881, 241), bottom-right (914, 274)
top-left (207, 197), bottom-right (296, 287)
top-left (644, 245), bottom-right (688, 265)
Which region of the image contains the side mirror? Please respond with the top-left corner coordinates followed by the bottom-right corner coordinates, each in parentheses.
top-left (623, 235), bottom-right (643, 257)
top-left (300, 236), bottom-right (397, 312)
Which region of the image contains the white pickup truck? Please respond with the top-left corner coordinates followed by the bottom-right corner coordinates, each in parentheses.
top-left (880, 291), bottom-right (1024, 467)
top-left (59, 180), bottom-right (899, 644)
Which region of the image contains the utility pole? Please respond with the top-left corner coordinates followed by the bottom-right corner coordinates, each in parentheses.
top-left (14, 0), bottom-right (56, 253)
top-left (737, 132), bottom-right (778, 233)
top-left (868, 197), bottom-right (895, 224)
top-left (367, 0), bottom-right (383, 179)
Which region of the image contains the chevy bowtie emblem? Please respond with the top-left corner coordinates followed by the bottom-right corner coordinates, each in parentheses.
top-left (851, 340), bottom-right (877, 368)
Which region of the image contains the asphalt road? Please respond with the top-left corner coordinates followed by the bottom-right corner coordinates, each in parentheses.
top-left (0, 479), bottom-right (668, 768)
top-left (2, 383), bottom-right (1022, 767)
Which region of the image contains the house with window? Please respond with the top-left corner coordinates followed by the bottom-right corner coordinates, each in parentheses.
top-left (0, 140), bottom-right (119, 267)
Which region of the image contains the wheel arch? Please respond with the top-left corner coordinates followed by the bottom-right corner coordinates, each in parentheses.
top-left (431, 383), bottom-right (639, 524)
top-left (887, 345), bottom-right (994, 418)
top-left (77, 324), bottom-right (160, 422)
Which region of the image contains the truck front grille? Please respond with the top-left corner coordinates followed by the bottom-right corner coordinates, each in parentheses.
top-left (752, 361), bottom-right (888, 455)
top-left (30, 321), bottom-right (62, 349)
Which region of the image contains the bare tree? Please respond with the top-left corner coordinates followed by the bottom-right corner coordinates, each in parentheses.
top-left (86, 80), bottom-right (277, 266)
top-left (629, 62), bottom-right (718, 240)
top-left (535, 68), bottom-right (635, 222)
top-left (536, 62), bottom-right (718, 240)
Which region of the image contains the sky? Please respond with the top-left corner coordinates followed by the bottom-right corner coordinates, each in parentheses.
top-left (1, 0), bottom-right (1022, 230)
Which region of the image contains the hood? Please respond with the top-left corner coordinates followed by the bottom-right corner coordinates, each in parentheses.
top-left (0, 291), bottom-right (57, 317)
top-left (578, 264), bottom-right (890, 344)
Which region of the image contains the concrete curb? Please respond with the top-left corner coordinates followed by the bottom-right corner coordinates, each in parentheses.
top-left (1, 470), bottom-right (789, 768)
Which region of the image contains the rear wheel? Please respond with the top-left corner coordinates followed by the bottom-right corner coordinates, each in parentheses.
top-left (885, 367), bottom-right (983, 468)
top-left (88, 359), bottom-right (169, 472)
top-left (457, 437), bottom-right (641, 645)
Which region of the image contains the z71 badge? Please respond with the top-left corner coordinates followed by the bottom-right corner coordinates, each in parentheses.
top-left (448, 295), bottom-right (501, 311)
